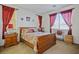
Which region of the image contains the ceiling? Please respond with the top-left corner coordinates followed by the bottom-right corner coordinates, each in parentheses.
top-left (6, 4), bottom-right (71, 15)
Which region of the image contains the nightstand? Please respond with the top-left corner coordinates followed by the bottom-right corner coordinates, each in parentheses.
top-left (4, 33), bottom-right (18, 48)
top-left (64, 35), bottom-right (73, 44)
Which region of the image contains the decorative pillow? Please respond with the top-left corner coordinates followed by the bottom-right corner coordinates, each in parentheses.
top-left (28, 29), bottom-right (34, 33)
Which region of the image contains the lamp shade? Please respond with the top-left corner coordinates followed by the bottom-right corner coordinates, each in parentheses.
top-left (8, 24), bottom-right (13, 29)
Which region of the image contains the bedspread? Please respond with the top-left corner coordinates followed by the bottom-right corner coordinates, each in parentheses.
top-left (21, 32), bottom-right (50, 53)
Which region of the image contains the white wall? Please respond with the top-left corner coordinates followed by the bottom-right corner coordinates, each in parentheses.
top-left (0, 5), bottom-right (4, 46)
top-left (72, 5), bottom-right (79, 44)
top-left (42, 5), bottom-right (79, 44)
top-left (16, 9), bottom-right (39, 28)
top-left (42, 14), bottom-right (50, 32)
top-left (0, 5), bottom-right (2, 36)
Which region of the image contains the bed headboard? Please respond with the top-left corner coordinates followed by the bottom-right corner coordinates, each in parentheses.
top-left (19, 27), bottom-right (37, 39)
top-left (20, 27), bottom-right (37, 32)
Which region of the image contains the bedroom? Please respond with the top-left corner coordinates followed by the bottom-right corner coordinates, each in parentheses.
top-left (0, 4), bottom-right (79, 54)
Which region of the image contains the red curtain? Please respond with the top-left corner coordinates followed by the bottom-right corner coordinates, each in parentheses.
top-left (49, 13), bottom-right (57, 33)
top-left (38, 15), bottom-right (42, 31)
top-left (61, 9), bottom-right (73, 35)
top-left (2, 5), bottom-right (15, 38)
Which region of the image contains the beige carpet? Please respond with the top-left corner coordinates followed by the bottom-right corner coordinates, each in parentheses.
top-left (44, 40), bottom-right (79, 54)
top-left (0, 43), bottom-right (35, 54)
top-left (0, 40), bottom-right (79, 54)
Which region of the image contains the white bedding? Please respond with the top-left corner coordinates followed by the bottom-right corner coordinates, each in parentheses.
top-left (21, 31), bottom-right (50, 53)
top-left (21, 32), bottom-right (50, 45)
top-left (26, 32), bottom-right (50, 36)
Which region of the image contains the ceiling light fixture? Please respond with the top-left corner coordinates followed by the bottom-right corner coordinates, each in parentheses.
top-left (52, 5), bottom-right (56, 7)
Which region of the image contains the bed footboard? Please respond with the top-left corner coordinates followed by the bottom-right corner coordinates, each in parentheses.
top-left (37, 34), bottom-right (56, 54)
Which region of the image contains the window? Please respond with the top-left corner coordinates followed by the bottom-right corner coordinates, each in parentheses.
top-left (52, 13), bottom-right (69, 30)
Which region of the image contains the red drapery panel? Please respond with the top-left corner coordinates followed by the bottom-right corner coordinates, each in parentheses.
top-left (61, 9), bottom-right (73, 35)
top-left (2, 5), bottom-right (15, 39)
top-left (38, 15), bottom-right (42, 31)
top-left (49, 13), bottom-right (57, 33)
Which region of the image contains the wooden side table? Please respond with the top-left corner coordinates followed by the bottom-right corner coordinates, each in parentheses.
top-left (64, 35), bottom-right (73, 44)
top-left (4, 33), bottom-right (18, 48)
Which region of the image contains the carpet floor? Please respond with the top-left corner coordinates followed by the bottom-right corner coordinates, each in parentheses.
top-left (0, 40), bottom-right (79, 54)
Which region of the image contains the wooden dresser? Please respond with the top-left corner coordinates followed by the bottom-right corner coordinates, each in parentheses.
top-left (4, 33), bottom-right (18, 48)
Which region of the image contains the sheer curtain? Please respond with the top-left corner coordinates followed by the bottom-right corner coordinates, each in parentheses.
top-left (49, 13), bottom-right (57, 33)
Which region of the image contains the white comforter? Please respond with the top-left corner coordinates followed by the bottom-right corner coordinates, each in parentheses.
top-left (21, 32), bottom-right (50, 53)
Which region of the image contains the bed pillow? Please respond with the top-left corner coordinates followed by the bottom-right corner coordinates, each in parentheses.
top-left (28, 29), bottom-right (34, 33)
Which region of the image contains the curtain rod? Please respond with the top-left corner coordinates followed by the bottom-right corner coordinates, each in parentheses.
top-left (62, 8), bottom-right (74, 11)
top-left (0, 4), bottom-right (19, 10)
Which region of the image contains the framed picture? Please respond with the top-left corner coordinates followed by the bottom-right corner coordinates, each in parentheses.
top-left (26, 17), bottom-right (30, 21)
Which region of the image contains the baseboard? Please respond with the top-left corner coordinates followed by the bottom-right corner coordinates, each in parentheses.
top-left (72, 42), bottom-right (79, 45)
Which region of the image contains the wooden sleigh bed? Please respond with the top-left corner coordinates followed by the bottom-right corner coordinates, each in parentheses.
top-left (20, 27), bottom-right (56, 54)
